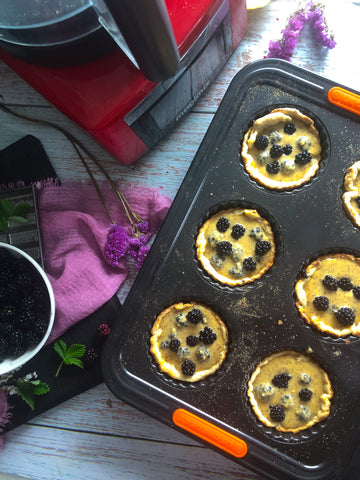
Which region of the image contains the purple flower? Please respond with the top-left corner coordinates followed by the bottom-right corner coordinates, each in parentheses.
top-left (105, 224), bottom-right (129, 266)
top-left (267, 1), bottom-right (335, 61)
top-left (135, 245), bottom-right (150, 271)
top-left (137, 221), bottom-right (149, 234)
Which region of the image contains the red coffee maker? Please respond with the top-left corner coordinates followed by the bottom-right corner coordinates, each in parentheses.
top-left (0, 0), bottom-right (247, 165)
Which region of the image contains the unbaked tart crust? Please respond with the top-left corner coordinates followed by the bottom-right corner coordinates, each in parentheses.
top-left (241, 107), bottom-right (322, 190)
top-left (247, 351), bottom-right (333, 433)
top-left (295, 253), bottom-right (360, 337)
top-left (149, 302), bottom-right (228, 382)
top-left (343, 160), bottom-right (360, 228)
top-left (196, 207), bottom-right (275, 286)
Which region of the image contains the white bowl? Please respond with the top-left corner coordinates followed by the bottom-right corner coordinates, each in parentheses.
top-left (0, 242), bottom-right (55, 375)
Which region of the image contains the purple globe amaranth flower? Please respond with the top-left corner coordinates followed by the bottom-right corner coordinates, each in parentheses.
top-left (134, 245), bottom-right (150, 271)
top-left (137, 221), bottom-right (149, 234)
top-left (105, 224), bottom-right (129, 266)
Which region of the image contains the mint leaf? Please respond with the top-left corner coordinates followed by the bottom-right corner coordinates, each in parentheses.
top-left (54, 340), bottom-right (85, 376)
top-left (0, 199), bottom-right (30, 232)
top-left (0, 216), bottom-right (8, 232)
top-left (14, 202), bottom-right (30, 218)
top-left (16, 379), bottom-right (50, 410)
top-left (0, 199), bottom-right (15, 217)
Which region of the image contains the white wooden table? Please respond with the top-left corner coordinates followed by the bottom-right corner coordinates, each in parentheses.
top-left (0, 1), bottom-right (359, 479)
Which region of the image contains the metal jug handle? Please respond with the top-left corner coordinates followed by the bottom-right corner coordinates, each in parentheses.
top-left (91, 0), bottom-right (181, 82)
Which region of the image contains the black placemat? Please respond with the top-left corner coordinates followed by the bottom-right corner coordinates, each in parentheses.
top-left (2, 295), bottom-right (122, 431)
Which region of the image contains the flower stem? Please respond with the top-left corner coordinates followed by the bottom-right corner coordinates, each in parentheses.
top-left (0, 97), bottom-right (143, 230)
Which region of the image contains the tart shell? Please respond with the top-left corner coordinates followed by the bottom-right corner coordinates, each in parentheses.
top-left (150, 302), bottom-right (228, 382)
top-left (247, 350), bottom-right (333, 433)
top-left (295, 253), bottom-right (360, 337)
top-left (241, 107), bottom-right (322, 190)
top-left (196, 207), bottom-right (275, 286)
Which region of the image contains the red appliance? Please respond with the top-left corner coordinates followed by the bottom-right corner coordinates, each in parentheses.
top-left (0, 0), bottom-right (247, 165)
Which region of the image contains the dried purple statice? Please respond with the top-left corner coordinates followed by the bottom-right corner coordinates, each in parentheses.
top-left (306, 2), bottom-right (336, 48)
top-left (268, 9), bottom-right (307, 61)
top-left (267, 1), bottom-right (335, 61)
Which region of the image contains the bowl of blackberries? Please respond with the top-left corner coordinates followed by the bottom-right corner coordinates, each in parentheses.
top-left (0, 242), bottom-right (55, 375)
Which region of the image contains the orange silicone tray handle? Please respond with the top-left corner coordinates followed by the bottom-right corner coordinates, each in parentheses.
top-left (328, 87), bottom-right (360, 116)
top-left (172, 408), bottom-right (248, 458)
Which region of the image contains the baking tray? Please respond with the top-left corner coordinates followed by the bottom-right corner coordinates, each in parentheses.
top-left (102, 59), bottom-right (360, 480)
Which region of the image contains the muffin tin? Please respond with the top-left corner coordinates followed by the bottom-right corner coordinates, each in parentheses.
top-left (102, 59), bottom-right (360, 480)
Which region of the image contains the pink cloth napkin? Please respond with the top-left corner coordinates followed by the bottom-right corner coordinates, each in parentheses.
top-left (37, 181), bottom-right (171, 341)
top-left (0, 181), bottom-right (171, 438)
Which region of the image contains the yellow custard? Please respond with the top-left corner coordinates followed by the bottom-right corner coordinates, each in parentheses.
top-left (295, 253), bottom-right (360, 337)
top-left (343, 160), bottom-right (360, 228)
top-left (150, 302), bottom-right (228, 382)
top-left (196, 208), bottom-right (275, 286)
top-left (241, 108), bottom-right (321, 190)
top-left (247, 351), bottom-right (333, 433)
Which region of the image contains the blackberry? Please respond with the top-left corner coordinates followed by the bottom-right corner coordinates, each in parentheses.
top-left (243, 257), bottom-right (257, 271)
top-left (34, 319), bottom-right (48, 337)
top-left (181, 359), bottom-right (196, 376)
top-left (298, 388), bottom-right (313, 402)
top-left (6, 282), bottom-right (19, 300)
top-left (187, 308), bottom-right (203, 324)
top-left (25, 330), bottom-right (42, 347)
top-left (313, 296), bottom-right (329, 311)
top-left (335, 306), bottom-right (356, 326)
top-left (97, 323), bottom-right (111, 337)
top-left (272, 373), bottom-right (292, 388)
top-left (21, 295), bottom-right (36, 311)
top-left (7, 341), bottom-right (27, 358)
top-left (216, 217), bottom-right (230, 232)
top-left (169, 338), bottom-right (181, 352)
top-left (82, 347), bottom-right (99, 367)
top-left (199, 327), bottom-right (217, 345)
top-left (0, 337), bottom-right (8, 358)
top-left (269, 405), bottom-right (285, 422)
top-left (255, 240), bottom-right (272, 256)
top-left (294, 151), bottom-right (312, 165)
top-left (15, 271), bottom-right (33, 291)
top-left (284, 122), bottom-right (296, 134)
top-left (15, 309), bottom-right (37, 330)
top-left (0, 304), bottom-right (16, 322)
top-left (186, 335), bottom-right (199, 347)
top-left (254, 134), bottom-right (269, 150)
top-left (353, 286), bottom-right (360, 299)
top-left (0, 322), bottom-right (14, 337)
top-left (266, 160), bottom-right (280, 174)
top-left (231, 224), bottom-right (246, 240)
top-left (338, 277), bottom-right (353, 291)
top-left (282, 144), bottom-right (293, 155)
top-left (216, 241), bottom-right (233, 256)
top-left (322, 274), bottom-right (338, 291)
top-left (0, 268), bottom-right (14, 286)
top-left (270, 144), bottom-right (283, 159)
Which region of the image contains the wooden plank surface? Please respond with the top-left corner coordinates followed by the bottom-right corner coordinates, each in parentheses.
top-left (0, 1), bottom-right (359, 479)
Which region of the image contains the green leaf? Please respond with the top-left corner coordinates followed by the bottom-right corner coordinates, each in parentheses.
top-left (54, 340), bottom-right (86, 376)
top-left (0, 216), bottom-right (8, 232)
top-left (8, 215), bottom-right (29, 225)
top-left (14, 202), bottom-right (30, 218)
top-left (54, 339), bottom-right (67, 360)
top-left (16, 379), bottom-right (50, 410)
top-left (0, 199), bottom-right (15, 217)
